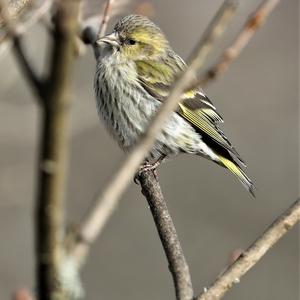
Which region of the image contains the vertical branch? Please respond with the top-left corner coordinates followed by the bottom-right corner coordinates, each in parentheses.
top-left (138, 170), bottom-right (193, 300)
top-left (35, 1), bottom-right (79, 299)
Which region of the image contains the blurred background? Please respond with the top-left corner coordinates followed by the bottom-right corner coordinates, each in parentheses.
top-left (0, 0), bottom-right (299, 299)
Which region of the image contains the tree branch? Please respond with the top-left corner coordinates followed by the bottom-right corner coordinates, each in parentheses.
top-left (81, 0), bottom-right (117, 58)
top-left (0, 0), bottom-right (45, 98)
top-left (0, 0), bottom-right (52, 59)
top-left (98, 0), bottom-right (114, 37)
top-left (138, 170), bottom-right (193, 300)
top-left (189, 0), bottom-right (281, 89)
top-left (13, 37), bottom-right (46, 99)
top-left (195, 198), bottom-right (300, 300)
top-left (71, 0), bottom-right (237, 266)
top-left (32, 1), bottom-right (79, 299)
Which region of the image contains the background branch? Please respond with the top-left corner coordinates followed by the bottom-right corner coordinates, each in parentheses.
top-left (196, 198), bottom-right (300, 300)
top-left (72, 0), bottom-right (237, 265)
top-left (0, 0), bottom-right (52, 58)
top-left (34, 1), bottom-right (80, 298)
top-left (138, 170), bottom-right (193, 300)
top-left (189, 0), bottom-right (281, 89)
top-left (98, 0), bottom-right (114, 37)
top-left (2, 1), bottom-right (80, 298)
top-left (0, 0), bottom-right (43, 95)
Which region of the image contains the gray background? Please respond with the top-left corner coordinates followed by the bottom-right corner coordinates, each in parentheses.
top-left (0, 0), bottom-right (299, 299)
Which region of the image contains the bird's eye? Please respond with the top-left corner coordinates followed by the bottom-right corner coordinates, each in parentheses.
top-left (128, 39), bottom-right (136, 45)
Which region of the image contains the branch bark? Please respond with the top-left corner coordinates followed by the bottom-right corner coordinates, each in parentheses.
top-left (72, 0), bottom-right (237, 265)
top-left (138, 170), bottom-right (193, 300)
top-left (195, 198), bottom-right (300, 300)
top-left (34, 1), bottom-right (80, 298)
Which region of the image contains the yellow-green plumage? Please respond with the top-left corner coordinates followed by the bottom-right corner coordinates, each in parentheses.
top-left (94, 14), bottom-right (255, 196)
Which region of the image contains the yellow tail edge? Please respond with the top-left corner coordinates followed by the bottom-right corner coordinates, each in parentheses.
top-left (219, 156), bottom-right (255, 197)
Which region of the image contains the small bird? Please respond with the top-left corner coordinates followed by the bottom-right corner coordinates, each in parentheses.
top-left (94, 15), bottom-right (255, 196)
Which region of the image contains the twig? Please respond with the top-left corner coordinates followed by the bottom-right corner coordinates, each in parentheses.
top-left (138, 170), bottom-right (193, 300)
top-left (80, 0), bottom-right (115, 55)
top-left (72, 0), bottom-right (237, 266)
top-left (0, 0), bottom-right (52, 58)
top-left (98, 0), bottom-right (114, 37)
top-left (13, 38), bottom-right (46, 99)
top-left (195, 198), bottom-right (300, 300)
top-left (188, 0), bottom-right (281, 89)
top-left (0, 0), bottom-right (48, 98)
top-left (81, 0), bottom-right (116, 57)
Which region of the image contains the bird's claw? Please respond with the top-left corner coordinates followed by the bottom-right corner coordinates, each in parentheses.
top-left (134, 162), bottom-right (159, 184)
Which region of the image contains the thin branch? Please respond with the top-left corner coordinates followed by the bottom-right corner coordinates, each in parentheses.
top-left (138, 170), bottom-right (193, 300)
top-left (195, 198), bottom-right (300, 300)
top-left (13, 38), bottom-right (46, 99)
top-left (98, 0), bottom-right (114, 37)
top-left (0, 0), bottom-right (47, 99)
top-left (189, 0), bottom-right (281, 89)
top-left (0, 0), bottom-right (52, 58)
top-left (81, 0), bottom-right (116, 58)
top-left (72, 0), bottom-right (237, 266)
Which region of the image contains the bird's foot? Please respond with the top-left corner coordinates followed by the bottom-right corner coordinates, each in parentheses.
top-left (134, 157), bottom-right (165, 184)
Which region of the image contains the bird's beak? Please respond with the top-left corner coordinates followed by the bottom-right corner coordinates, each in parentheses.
top-left (96, 32), bottom-right (120, 48)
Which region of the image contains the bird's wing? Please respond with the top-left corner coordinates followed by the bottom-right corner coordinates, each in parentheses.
top-left (135, 52), bottom-right (245, 165)
top-left (136, 52), bottom-right (224, 124)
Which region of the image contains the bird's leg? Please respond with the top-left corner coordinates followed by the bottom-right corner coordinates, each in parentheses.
top-left (134, 155), bottom-right (166, 183)
top-left (140, 155), bottom-right (166, 172)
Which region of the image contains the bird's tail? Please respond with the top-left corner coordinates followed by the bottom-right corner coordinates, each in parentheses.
top-left (218, 156), bottom-right (255, 197)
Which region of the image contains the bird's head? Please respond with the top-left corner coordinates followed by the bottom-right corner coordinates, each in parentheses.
top-left (96, 15), bottom-right (169, 61)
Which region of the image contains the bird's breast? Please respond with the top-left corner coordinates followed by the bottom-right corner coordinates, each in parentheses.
top-left (94, 60), bottom-right (159, 149)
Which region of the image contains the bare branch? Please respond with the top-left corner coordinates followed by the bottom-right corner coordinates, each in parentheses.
top-left (13, 37), bottom-right (46, 99)
top-left (0, 0), bottom-right (52, 58)
top-left (196, 198), bottom-right (300, 300)
top-left (33, 1), bottom-right (80, 299)
top-left (80, 0), bottom-right (131, 43)
top-left (98, 0), bottom-right (114, 37)
top-left (72, 0), bottom-right (237, 266)
top-left (0, 0), bottom-right (48, 98)
top-left (81, 0), bottom-right (120, 57)
top-left (189, 0), bottom-right (281, 89)
top-left (80, 0), bottom-right (113, 58)
top-left (138, 170), bottom-right (193, 300)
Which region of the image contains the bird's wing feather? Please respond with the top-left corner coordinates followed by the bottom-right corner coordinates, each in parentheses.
top-left (135, 51), bottom-right (245, 165)
top-left (136, 52), bottom-right (223, 124)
